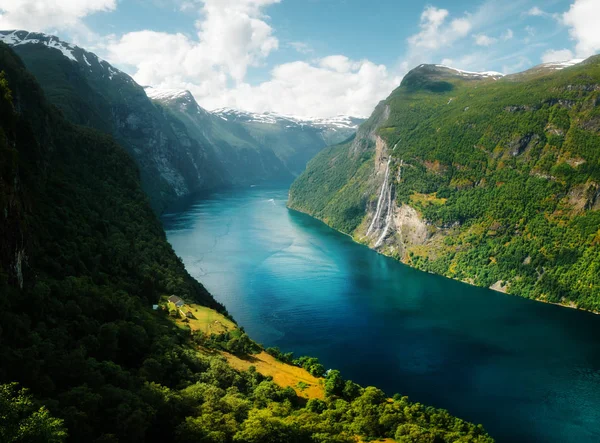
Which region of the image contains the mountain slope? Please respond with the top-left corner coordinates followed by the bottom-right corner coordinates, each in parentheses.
top-left (147, 88), bottom-right (292, 186)
top-left (0, 39), bottom-right (224, 440)
top-left (0, 30), bottom-right (218, 213)
top-left (0, 30), bottom-right (363, 212)
top-left (289, 58), bottom-right (600, 312)
top-left (151, 90), bottom-right (363, 177)
top-left (0, 42), bottom-right (493, 443)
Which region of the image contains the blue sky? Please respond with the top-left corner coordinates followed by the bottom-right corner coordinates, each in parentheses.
top-left (1, 0), bottom-right (598, 117)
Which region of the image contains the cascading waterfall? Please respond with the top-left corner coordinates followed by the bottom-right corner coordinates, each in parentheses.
top-left (367, 158), bottom-right (403, 248)
top-left (366, 158), bottom-right (391, 236)
top-left (374, 177), bottom-right (394, 248)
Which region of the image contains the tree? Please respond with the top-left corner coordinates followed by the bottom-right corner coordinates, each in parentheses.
top-left (324, 370), bottom-right (345, 397)
top-left (0, 383), bottom-right (67, 442)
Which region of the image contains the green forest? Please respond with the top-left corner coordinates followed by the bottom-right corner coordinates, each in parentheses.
top-left (290, 58), bottom-right (600, 312)
top-left (0, 43), bottom-right (493, 442)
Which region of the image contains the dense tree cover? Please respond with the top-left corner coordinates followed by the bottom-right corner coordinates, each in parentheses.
top-left (0, 44), bottom-right (493, 442)
top-left (290, 57), bottom-right (600, 311)
top-left (0, 383), bottom-right (67, 442)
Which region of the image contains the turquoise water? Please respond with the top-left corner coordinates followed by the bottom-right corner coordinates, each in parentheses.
top-left (163, 185), bottom-right (600, 443)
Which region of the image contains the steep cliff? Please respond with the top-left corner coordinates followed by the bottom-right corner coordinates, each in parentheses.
top-left (148, 89), bottom-right (292, 186)
top-left (290, 58), bottom-right (600, 311)
top-left (0, 31), bottom-right (363, 213)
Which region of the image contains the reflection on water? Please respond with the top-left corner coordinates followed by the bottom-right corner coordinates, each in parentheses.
top-left (163, 185), bottom-right (600, 443)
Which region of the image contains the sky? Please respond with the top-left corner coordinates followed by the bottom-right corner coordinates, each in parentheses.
top-left (0, 0), bottom-right (599, 118)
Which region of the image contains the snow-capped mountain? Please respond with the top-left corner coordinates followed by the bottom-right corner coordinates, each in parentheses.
top-left (212, 108), bottom-right (363, 131)
top-left (0, 29), bottom-right (363, 205)
top-left (434, 65), bottom-right (505, 79)
top-left (0, 30), bottom-right (128, 82)
top-left (145, 87), bottom-right (212, 118)
top-left (539, 59), bottom-right (585, 70)
top-left (210, 107), bottom-right (364, 152)
top-left (147, 88), bottom-right (365, 175)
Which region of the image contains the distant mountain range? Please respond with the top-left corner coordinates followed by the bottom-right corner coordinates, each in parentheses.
top-left (0, 30), bottom-right (363, 212)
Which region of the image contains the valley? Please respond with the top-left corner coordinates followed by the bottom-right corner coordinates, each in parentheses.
top-left (164, 185), bottom-right (600, 443)
top-left (1, 1), bottom-right (599, 441)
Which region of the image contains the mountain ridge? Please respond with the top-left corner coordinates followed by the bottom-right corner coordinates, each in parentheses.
top-left (289, 52), bottom-right (600, 312)
top-left (0, 29), bottom-right (363, 212)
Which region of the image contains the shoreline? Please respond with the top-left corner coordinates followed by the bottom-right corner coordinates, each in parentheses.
top-left (287, 202), bottom-right (600, 317)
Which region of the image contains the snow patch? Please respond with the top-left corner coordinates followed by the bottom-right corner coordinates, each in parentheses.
top-left (435, 65), bottom-right (505, 79)
top-left (0, 30), bottom-right (77, 62)
top-left (211, 108), bottom-right (362, 129)
top-left (145, 87), bottom-right (192, 101)
top-left (541, 59), bottom-right (585, 70)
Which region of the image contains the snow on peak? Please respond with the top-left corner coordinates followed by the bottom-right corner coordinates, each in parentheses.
top-left (540, 59), bottom-right (585, 70)
top-left (435, 65), bottom-right (505, 79)
top-left (145, 87), bottom-right (193, 101)
top-left (0, 30), bottom-right (78, 62)
top-left (145, 87), bottom-right (210, 115)
top-left (0, 30), bottom-right (128, 82)
top-left (211, 108), bottom-right (362, 129)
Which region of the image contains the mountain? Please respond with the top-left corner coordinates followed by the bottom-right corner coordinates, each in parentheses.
top-left (0, 42), bottom-right (492, 442)
top-left (289, 58), bottom-right (600, 312)
top-left (152, 90), bottom-right (363, 176)
top-left (211, 108), bottom-right (363, 147)
top-left (0, 30), bottom-right (220, 213)
top-left (145, 88), bottom-right (293, 186)
top-left (0, 30), bottom-right (363, 213)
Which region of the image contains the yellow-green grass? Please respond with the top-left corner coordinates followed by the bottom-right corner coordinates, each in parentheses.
top-left (409, 192), bottom-right (447, 207)
top-left (167, 301), bottom-right (236, 334)
top-left (357, 439), bottom-right (396, 443)
top-left (221, 351), bottom-right (325, 400)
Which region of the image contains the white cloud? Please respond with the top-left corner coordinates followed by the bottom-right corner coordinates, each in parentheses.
top-left (289, 41), bottom-right (312, 54)
top-left (502, 29), bottom-right (514, 41)
top-left (107, 0), bottom-right (280, 88)
top-left (136, 54), bottom-right (399, 118)
top-left (106, 1), bottom-right (399, 118)
top-left (400, 1), bottom-right (528, 73)
top-left (407, 6), bottom-right (472, 51)
top-left (0, 0), bottom-right (116, 33)
top-left (439, 53), bottom-right (490, 72)
top-left (216, 58), bottom-right (401, 118)
top-left (527, 6), bottom-right (546, 16)
top-left (541, 48), bottom-right (575, 63)
top-left (474, 34), bottom-right (497, 46)
top-left (562, 0), bottom-right (600, 58)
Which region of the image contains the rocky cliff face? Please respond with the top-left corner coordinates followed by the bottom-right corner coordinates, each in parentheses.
top-left (160, 96), bottom-right (363, 178)
top-left (1, 32), bottom-right (359, 214)
top-left (0, 30), bottom-right (210, 212)
top-left (290, 58), bottom-right (600, 312)
top-left (150, 89), bottom-right (292, 187)
top-left (1, 31), bottom-right (363, 212)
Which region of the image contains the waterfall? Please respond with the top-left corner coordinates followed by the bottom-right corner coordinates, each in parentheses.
top-left (367, 158), bottom-right (403, 248)
top-left (366, 158), bottom-right (391, 236)
top-left (375, 177), bottom-right (394, 248)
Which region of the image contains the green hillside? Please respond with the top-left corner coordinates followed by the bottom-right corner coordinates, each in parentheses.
top-left (0, 43), bottom-right (492, 442)
top-left (290, 58), bottom-right (600, 312)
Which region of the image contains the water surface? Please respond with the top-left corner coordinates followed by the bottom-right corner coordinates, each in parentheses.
top-left (163, 185), bottom-right (600, 443)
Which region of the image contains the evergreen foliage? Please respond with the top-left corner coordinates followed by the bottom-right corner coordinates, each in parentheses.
top-left (0, 43), bottom-right (492, 442)
top-left (290, 59), bottom-right (600, 311)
